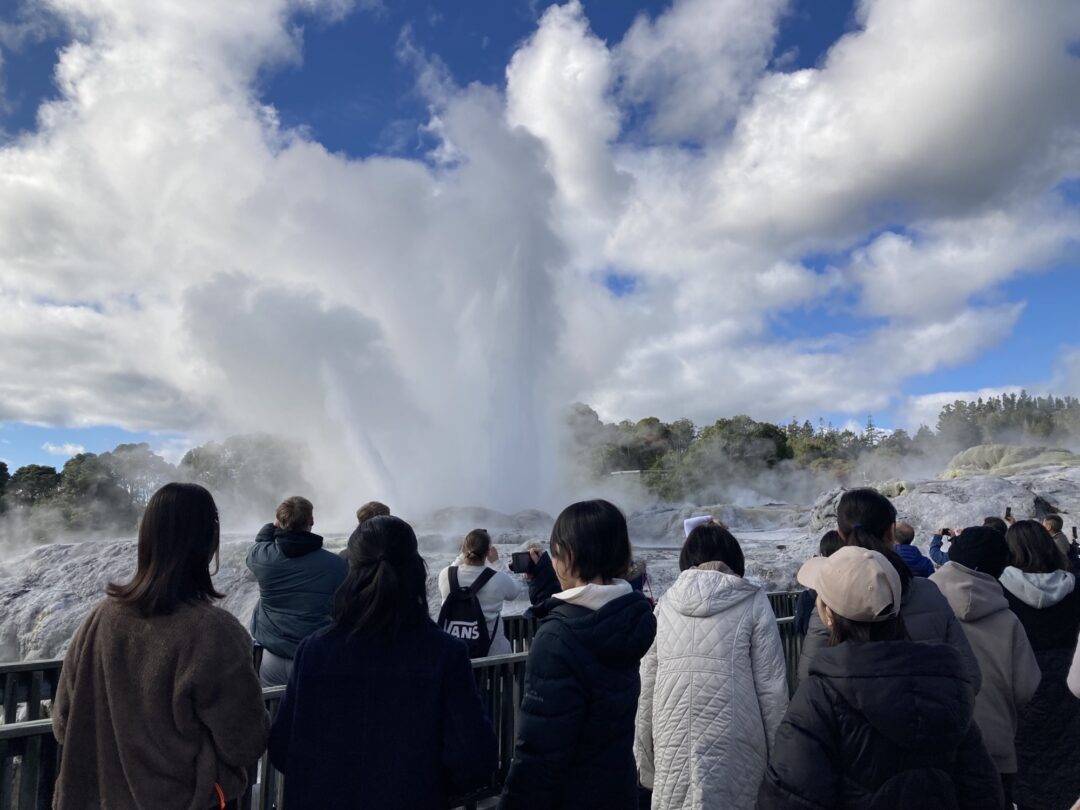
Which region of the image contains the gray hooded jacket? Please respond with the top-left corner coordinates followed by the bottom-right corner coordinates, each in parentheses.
top-left (931, 562), bottom-right (1040, 772)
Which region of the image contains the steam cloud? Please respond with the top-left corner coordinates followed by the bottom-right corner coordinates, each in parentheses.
top-left (0, 0), bottom-right (1078, 521)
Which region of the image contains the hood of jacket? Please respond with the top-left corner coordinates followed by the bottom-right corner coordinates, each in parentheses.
top-left (663, 568), bottom-right (758, 618)
top-left (553, 579), bottom-right (632, 611)
top-left (930, 562), bottom-right (1009, 622)
top-left (274, 527), bottom-right (325, 559)
top-left (540, 590), bottom-right (656, 669)
top-left (999, 566), bottom-right (1076, 608)
top-left (811, 640), bottom-right (974, 753)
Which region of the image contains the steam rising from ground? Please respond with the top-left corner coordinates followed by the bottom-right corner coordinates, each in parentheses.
top-left (1, 0), bottom-right (1078, 519)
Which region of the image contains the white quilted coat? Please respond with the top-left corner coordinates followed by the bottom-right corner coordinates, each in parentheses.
top-left (635, 569), bottom-right (788, 810)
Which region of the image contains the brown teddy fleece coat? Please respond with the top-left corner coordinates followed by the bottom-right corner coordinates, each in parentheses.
top-left (52, 598), bottom-right (270, 810)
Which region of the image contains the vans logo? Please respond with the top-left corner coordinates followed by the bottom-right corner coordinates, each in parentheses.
top-left (445, 621), bottom-right (481, 640)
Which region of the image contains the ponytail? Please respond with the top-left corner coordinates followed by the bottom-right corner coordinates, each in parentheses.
top-left (461, 528), bottom-right (491, 564)
top-left (837, 488), bottom-right (912, 594)
top-left (334, 516), bottom-right (429, 637)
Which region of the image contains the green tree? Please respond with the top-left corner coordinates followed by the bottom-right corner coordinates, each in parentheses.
top-left (7, 464), bottom-right (61, 505)
top-left (55, 453), bottom-right (140, 532)
top-left (0, 460), bottom-right (8, 512)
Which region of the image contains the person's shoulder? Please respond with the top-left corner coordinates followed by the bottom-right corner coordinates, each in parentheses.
top-left (185, 601), bottom-right (252, 645)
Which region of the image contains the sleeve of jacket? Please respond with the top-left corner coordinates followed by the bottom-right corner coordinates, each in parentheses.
top-left (750, 591), bottom-right (790, 758)
top-left (246, 524), bottom-right (277, 572)
top-left (527, 553), bottom-right (559, 605)
top-left (441, 638), bottom-right (498, 795)
top-left (51, 608), bottom-right (94, 744)
top-left (756, 678), bottom-right (839, 810)
top-left (914, 553), bottom-right (936, 578)
top-left (634, 633), bottom-right (659, 789)
top-left (798, 609), bottom-right (829, 683)
top-left (1011, 618), bottom-right (1041, 709)
top-left (498, 626), bottom-right (586, 810)
top-left (950, 718), bottom-right (1005, 810)
top-left (941, 597), bottom-right (982, 695)
top-left (928, 535), bottom-right (949, 567)
top-left (191, 612), bottom-right (270, 771)
top-left (495, 570), bottom-right (524, 602)
top-left (267, 637), bottom-right (302, 771)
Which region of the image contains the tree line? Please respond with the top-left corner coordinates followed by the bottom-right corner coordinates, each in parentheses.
top-left (565, 392), bottom-right (1080, 502)
top-left (2, 391), bottom-right (1077, 541)
top-left (0, 434), bottom-right (309, 541)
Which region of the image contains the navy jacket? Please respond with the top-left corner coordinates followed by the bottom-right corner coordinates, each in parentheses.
top-left (759, 641), bottom-right (1002, 810)
top-left (499, 591), bottom-right (657, 810)
top-left (269, 620), bottom-right (497, 809)
top-left (246, 524), bottom-right (347, 658)
top-left (929, 534), bottom-right (950, 567)
top-left (894, 542), bottom-right (936, 577)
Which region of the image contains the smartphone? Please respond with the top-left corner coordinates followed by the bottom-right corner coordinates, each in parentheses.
top-left (1005, 506), bottom-right (1012, 519)
top-left (1073, 526), bottom-right (1078, 541)
top-left (509, 551), bottom-right (536, 575)
top-left (940, 528), bottom-right (952, 537)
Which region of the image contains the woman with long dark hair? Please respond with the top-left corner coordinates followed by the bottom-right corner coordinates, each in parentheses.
top-left (269, 515), bottom-right (497, 809)
top-left (798, 488), bottom-right (980, 691)
top-left (498, 500), bottom-right (657, 810)
top-left (52, 483), bottom-right (269, 810)
top-left (759, 547), bottom-right (1001, 809)
top-left (1001, 520), bottom-right (1080, 809)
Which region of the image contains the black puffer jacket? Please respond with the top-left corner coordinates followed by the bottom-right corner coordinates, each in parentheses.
top-left (759, 641), bottom-right (1002, 810)
top-left (498, 590), bottom-right (657, 810)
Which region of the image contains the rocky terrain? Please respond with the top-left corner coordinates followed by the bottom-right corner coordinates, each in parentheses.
top-left (3, 444), bottom-right (1080, 663)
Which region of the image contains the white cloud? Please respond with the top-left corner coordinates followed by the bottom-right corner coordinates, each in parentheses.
top-left (0, 0), bottom-right (1077, 513)
top-left (42, 442), bottom-right (85, 457)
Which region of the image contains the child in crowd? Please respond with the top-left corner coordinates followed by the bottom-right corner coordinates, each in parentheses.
top-left (269, 515), bottom-right (497, 809)
top-left (759, 546), bottom-right (1002, 809)
top-left (636, 522), bottom-right (788, 810)
top-left (499, 500), bottom-right (657, 810)
top-left (52, 483), bottom-right (268, 810)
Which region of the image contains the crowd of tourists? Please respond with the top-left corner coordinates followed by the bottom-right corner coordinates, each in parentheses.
top-left (48, 482), bottom-right (1080, 809)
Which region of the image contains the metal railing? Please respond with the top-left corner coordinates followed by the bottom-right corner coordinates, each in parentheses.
top-left (0, 592), bottom-right (805, 810)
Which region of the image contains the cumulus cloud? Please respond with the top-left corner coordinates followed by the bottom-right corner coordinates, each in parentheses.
top-left (0, 0), bottom-right (1078, 513)
top-left (42, 442), bottom-right (85, 457)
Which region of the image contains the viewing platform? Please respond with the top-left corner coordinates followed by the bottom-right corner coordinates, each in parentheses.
top-left (0, 592), bottom-right (803, 810)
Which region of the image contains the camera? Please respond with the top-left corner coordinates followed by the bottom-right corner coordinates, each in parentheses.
top-left (1005, 506), bottom-right (1012, 519)
top-left (509, 551), bottom-right (537, 575)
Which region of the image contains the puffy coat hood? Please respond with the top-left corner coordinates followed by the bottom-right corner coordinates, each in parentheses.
top-left (811, 641), bottom-right (975, 752)
top-left (664, 568), bottom-right (758, 618)
top-left (1000, 566), bottom-right (1076, 609)
top-left (930, 562), bottom-right (1009, 622)
top-left (543, 591), bottom-right (656, 670)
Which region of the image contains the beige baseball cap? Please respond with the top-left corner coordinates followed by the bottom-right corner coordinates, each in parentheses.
top-left (797, 546), bottom-right (902, 623)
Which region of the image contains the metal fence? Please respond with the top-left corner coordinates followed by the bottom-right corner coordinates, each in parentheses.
top-left (0, 591), bottom-right (804, 810)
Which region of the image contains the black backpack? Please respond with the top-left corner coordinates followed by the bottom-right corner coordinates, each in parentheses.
top-left (438, 566), bottom-right (497, 658)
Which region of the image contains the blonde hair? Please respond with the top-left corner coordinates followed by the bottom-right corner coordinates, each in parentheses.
top-left (276, 496), bottom-right (314, 532)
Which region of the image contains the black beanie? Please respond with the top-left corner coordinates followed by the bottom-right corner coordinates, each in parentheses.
top-left (949, 526), bottom-right (1010, 579)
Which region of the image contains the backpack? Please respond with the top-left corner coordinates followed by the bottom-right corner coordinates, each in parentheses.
top-left (438, 566), bottom-right (497, 658)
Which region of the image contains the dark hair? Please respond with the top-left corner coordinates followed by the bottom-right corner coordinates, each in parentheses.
top-left (356, 500), bottom-right (390, 524)
top-left (680, 523), bottom-right (745, 576)
top-left (836, 487), bottom-right (913, 593)
top-left (461, 528), bottom-right (491, 563)
top-left (819, 530), bottom-right (842, 558)
top-left (829, 612), bottom-right (909, 645)
top-left (983, 516), bottom-right (1008, 535)
top-left (276, 495), bottom-right (313, 531)
top-left (334, 515), bottom-right (429, 636)
top-left (107, 483), bottom-right (223, 616)
top-left (549, 499), bottom-right (632, 583)
top-left (1044, 514), bottom-right (1064, 533)
top-left (1006, 520), bottom-right (1068, 574)
top-left (893, 522), bottom-right (915, 545)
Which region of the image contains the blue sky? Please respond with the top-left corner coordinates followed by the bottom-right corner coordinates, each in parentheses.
top-left (0, 0), bottom-right (1077, 477)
